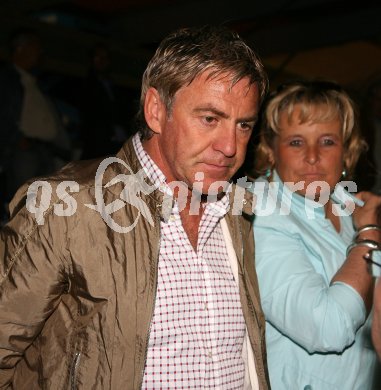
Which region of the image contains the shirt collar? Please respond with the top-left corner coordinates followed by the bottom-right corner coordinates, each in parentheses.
top-left (272, 170), bottom-right (326, 218)
top-left (132, 132), bottom-right (168, 193)
top-left (14, 65), bottom-right (36, 84)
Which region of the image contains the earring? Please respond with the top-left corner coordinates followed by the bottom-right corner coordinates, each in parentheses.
top-left (265, 168), bottom-right (272, 178)
top-left (341, 169), bottom-right (347, 179)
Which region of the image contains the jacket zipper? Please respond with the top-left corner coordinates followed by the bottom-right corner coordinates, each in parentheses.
top-left (69, 351), bottom-right (81, 390)
top-left (139, 213), bottom-right (161, 389)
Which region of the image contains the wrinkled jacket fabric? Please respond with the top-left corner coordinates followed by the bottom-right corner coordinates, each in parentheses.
top-left (0, 137), bottom-right (269, 389)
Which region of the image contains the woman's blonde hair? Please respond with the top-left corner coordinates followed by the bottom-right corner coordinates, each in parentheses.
top-left (255, 80), bottom-right (367, 178)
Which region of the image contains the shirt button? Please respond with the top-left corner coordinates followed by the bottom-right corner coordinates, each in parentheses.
top-left (169, 215), bottom-right (176, 222)
top-left (207, 351), bottom-right (213, 358)
top-left (304, 385), bottom-right (312, 390)
top-left (203, 302), bottom-right (208, 310)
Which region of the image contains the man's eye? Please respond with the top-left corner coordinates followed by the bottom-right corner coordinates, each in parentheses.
top-left (203, 116), bottom-right (216, 125)
top-left (290, 139), bottom-right (302, 146)
top-left (239, 122), bottom-right (254, 132)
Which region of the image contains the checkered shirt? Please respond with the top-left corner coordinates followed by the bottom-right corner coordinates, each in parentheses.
top-left (133, 134), bottom-right (246, 389)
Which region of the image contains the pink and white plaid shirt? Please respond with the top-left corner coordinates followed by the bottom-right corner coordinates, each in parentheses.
top-left (133, 134), bottom-right (246, 389)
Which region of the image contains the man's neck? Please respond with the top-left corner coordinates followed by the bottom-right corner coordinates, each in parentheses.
top-left (180, 202), bottom-right (203, 251)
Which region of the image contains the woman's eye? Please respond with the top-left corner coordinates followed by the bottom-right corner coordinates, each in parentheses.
top-left (321, 138), bottom-right (335, 146)
top-left (289, 139), bottom-right (302, 146)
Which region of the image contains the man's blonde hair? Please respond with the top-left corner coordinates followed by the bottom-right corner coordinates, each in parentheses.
top-left (137, 25), bottom-right (268, 139)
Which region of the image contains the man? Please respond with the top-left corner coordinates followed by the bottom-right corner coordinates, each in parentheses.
top-left (0, 27), bottom-right (70, 204)
top-left (0, 25), bottom-right (269, 389)
top-left (79, 43), bottom-right (127, 159)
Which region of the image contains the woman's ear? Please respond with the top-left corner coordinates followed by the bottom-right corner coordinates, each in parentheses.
top-left (267, 147), bottom-right (275, 167)
top-left (144, 87), bottom-right (166, 135)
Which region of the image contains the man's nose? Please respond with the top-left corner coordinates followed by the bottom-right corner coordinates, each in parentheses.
top-left (214, 126), bottom-right (237, 157)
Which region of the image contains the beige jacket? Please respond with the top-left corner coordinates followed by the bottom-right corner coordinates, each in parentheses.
top-left (0, 137), bottom-right (270, 389)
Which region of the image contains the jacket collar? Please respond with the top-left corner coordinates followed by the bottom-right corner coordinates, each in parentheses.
top-left (117, 136), bottom-right (172, 220)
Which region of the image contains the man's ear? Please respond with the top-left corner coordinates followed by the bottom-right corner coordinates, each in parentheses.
top-left (144, 87), bottom-right (166, 135)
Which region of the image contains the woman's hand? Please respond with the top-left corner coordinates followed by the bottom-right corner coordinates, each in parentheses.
top-left (332, 191), bottom-right (381, 312)
top-left (352, 191), bottom-right (381, 230)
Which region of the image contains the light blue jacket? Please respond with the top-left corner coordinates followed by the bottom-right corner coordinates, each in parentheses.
top-left (251, 172), bottom-right (378, 390)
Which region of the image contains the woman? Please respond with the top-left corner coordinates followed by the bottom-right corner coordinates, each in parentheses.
top-left (251, 80), bottom-right (381, 389)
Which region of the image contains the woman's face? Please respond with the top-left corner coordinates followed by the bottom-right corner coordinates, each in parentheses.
top-left (270, 105), bottom-right (344, 200)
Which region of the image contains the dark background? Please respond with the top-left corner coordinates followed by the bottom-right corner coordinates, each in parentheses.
top-left (0, 0), bottom-right (380, 99)
top-left (0, 0), bottom-right (380, 184)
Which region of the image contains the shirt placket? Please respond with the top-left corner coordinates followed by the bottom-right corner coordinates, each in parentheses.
top-left (170, 202), bottom-right (208, 389)
top-left (135, 131), bottom-right (242, 388)
top-left (197, 210), bottom-right (222, 389)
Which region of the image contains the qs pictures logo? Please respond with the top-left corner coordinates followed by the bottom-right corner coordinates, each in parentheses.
top-left (26, 157), bottom-right (157, 232)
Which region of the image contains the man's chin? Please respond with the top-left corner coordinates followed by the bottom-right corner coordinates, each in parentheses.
top-left (198, 178), bottom-right (231, 195)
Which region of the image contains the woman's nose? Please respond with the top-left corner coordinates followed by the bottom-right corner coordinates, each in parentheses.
top-left (305, 145), bottom-right (319, 164)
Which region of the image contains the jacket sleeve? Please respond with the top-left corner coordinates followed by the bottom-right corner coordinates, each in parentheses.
top-left (254, 225), bottom-right (366, 354)
top-left (0, 192), bottom-right (70, 387)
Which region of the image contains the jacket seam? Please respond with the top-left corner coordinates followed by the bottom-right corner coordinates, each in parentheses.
top-left (1, 203), bottom-right (53, 282)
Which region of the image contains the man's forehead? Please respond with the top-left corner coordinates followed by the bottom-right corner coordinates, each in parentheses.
top-left (180, 70), bottom-right (255, 96)
top-left (196, 69), bottom-right (251, 86)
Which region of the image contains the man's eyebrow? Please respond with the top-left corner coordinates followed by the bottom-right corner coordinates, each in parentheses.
top-left (193, 106), bottom-right (228, 119)
top-left (240, 114), bottom-right (258, 123)
top-left (193, 106), bottom-right (258, 123)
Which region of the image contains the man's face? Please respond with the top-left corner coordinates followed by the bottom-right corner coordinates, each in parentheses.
top-left (23, 38), bottom-right (42, 70)
top-left (147, 71), bottom-right (260, 195)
